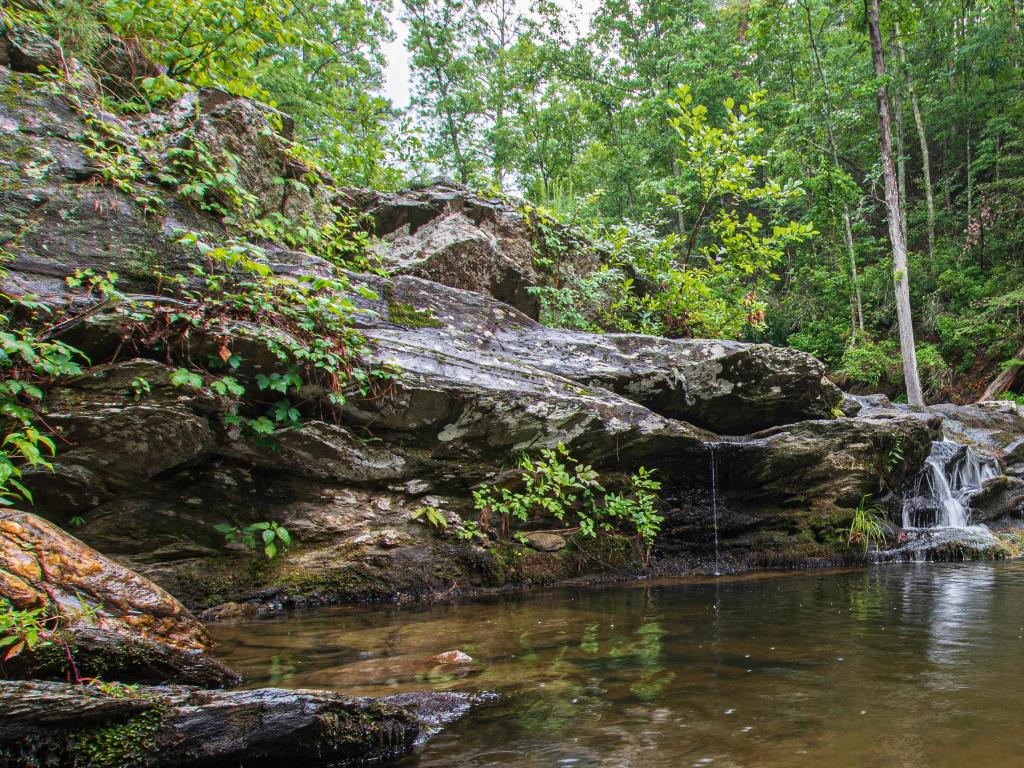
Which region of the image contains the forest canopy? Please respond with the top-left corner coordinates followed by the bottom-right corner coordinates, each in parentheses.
top-left (6, 0), bottom-right (1024, 403)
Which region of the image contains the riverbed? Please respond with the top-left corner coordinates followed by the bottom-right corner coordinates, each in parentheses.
top-left (211, 562), bottom-right (1024, 767)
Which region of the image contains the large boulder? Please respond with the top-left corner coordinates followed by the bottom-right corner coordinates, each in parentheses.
top-left (0, 680), bottom-right (478, 768)
top-left (352, 272), bottom-right (843, 436)
top-left (0, 510), bottom-right (237, 687)
top-left (364, 182), bottom-right (548, 317)
top-left (0, 56), bottom-right (947, 607)
top-left (970, 475), bottom-right (1024, 527)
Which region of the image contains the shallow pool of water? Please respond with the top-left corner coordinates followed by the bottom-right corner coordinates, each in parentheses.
top-left (211, 562), bottom-right (1024, 767)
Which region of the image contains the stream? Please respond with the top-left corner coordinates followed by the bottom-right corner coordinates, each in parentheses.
top-left (212, 561), bottom-right (1024, 767)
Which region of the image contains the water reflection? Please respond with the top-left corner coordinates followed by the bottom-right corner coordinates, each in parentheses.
top-left (211, 562), bottom-right (1024, 768)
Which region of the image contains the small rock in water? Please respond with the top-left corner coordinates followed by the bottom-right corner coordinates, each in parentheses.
top-left (200, 601), bottom-right (259, 622)
top-left (523, 532), bottom-right (566, 552)
top-left (433, 650), bottom-right (473, 664)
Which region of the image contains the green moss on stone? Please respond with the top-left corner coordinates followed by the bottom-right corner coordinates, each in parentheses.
top-left (73, 706), bottom-right (165, 768)
top-left (996, 530), bottom-right (1024, 557)
top-left (0, 69), bottom-right (39, 108)
top-left (387, 300), bottom-right (443, 328)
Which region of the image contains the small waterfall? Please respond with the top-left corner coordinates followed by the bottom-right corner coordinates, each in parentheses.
top-left (903, 440), bottom-right (1001, 529)
top-left (923, 458), bottom-right (969, 528)
top-left (708, 443), bottom-right (721, 576)
top-left (954, 445), bottom-right (1000, 490)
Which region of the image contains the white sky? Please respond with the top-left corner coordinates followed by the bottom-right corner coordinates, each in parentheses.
top-left (382, 0), bottom-right (602, 108)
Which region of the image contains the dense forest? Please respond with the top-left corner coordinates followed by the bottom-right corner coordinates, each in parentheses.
top-left (7, 3), bottom-right (1024, 762)
top-left (6, 0), bottom-right (1024, 404)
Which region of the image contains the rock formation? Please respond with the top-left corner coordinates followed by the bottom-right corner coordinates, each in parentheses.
top-left (0, 42), bottom-right (947, 610)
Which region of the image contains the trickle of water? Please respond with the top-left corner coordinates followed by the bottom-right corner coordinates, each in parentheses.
top-left (954, 445), bottom-right (1000, 490)
top-left (709, 443), bottom-right (721, 576)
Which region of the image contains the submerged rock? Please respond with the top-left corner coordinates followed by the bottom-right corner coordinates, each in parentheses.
top-left (0, 510), bottom-right (237, 687)
top-left (0, 680), bottom-right (481, 767)
top-left (877, 526), bottom-right (1013, 562)
top-left (433, 650), bottom-right (473, 664)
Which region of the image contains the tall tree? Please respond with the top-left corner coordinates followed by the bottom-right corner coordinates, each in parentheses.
top-left (866, 0), bottom-right (924, 405)
top-left (404, 0), bottom-right (483, 184)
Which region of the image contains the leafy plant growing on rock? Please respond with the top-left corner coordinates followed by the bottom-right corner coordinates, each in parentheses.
top-left (0, 599), bottom-right (54, 661)
top-left (885, 436), bottom-right (905, 474)
top-left (472, 444), bottom-right (664, 556)
top-left (848, 495), bottom-right (888, 553)
top-left (215, 521), bottom-right (292, 559)
top-left (0, 254), bottom-right (87, 506)
top-left (412, 505), bottom-right (448, 530)
top-left (455, 519), bottom-right (485, 542)
top-left (0, 596), bottom-right (98, 682)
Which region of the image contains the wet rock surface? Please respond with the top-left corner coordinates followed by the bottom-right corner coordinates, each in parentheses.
top-left (877, 526), bottom-right (1014, 562)
top-left (0, 510), bottom-right (237, 687)
top-left (970, 476), bottom-right (1024, 528)
top-left (0, 679), bottom-right (481, 767)
top-left (352, 271), bottom-right (843, 436)
top-left (931, 401), bottom-right (1024, 477)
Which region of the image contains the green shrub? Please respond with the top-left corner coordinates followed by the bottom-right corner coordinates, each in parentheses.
top-left (838, 339), bottom-right (951, 400)
top-left (472, 444), bottom-right (664, 559)
top-left (214, 521), bottom-right (292, 559)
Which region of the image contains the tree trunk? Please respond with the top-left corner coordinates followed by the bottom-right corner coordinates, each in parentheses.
top-left (896, 24), bottom-right (936, 260)
top-left (842, 211), bottom-right (865, 334)
top-left (979, 345), bottom-right (1024, 401)
top-left (867, 0), bottom-right (924, 406)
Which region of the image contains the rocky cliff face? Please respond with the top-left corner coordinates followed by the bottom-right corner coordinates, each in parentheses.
top-left (0, 41), bottom-right (946, 615)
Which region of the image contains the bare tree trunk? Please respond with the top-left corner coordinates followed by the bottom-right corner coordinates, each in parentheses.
top-left (842, 212), bottom-right (865, 333)
top-left (979, 345), bottom-right (1024, 401)
top-left (966, 126), bottom-right (974, 231)
top-left (896, 24), bottom-right (936, 261)
top-left (867, 0), bottom-right (925, 406)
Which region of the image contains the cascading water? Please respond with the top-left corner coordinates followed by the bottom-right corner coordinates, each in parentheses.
top-left (903, 440), bottom-right (1001, 529)
top-left (954, 445), bottom-right (1000, 490)
top-left (923, 458), bottom-right (969, 528)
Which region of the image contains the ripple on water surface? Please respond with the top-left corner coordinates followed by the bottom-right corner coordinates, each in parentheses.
top-left (211, 561), bottom-right (1024, 768)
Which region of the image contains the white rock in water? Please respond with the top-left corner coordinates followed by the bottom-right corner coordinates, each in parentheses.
top-left (433, 650), bottom-right (473, 664)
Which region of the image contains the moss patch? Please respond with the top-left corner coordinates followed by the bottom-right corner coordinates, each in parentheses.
top-left (387, 300), bottom-right (443, 328)
top-left (73, 707), bottom-right (165, 768)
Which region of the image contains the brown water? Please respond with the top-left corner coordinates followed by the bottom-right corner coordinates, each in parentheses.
top-left (211, 562), bottom-right (1024, 767)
